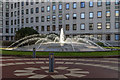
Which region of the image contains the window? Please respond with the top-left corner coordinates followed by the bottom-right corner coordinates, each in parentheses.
top-left (115, 10), bottom-right (119, 17)
top-left (14, 11), bottom-right (16, 16)
top-left (6, 28), bottom-right (9, 33)
top-left (47, 15), bottom-right (50, 21)
top-left (66, 3), bottom-right (69, 10)
top-left (26, 9), bottom-right (29, 14)
top-left (11, 28), bottom-right (13, 33)
top-left (115, 0), bottom-right (119, 5)
top-left (6, 36), bottom-right (9, 40)
top-left (59, 25), bottom-right (62, 31)
top-left (41, 16), bottom-right (44, 22)
top-left (41, 7), bottom-right (44, 12)
top-left (52, 25), bottom-right (56, 31)
top-left (81, 12), bottom-right (85, 19)
top-left (80, 23), bottom-right (85, 30)
top-left (36, 17), bottom-right (39, 22)
top-left (97, 0), bottom-right (102, 6)
top-left (73, 13), bottom-right (77, 19)
top-left (11, 12), bottom-right (13, 17)
top-left (22, 10), bottom-right (24, 15)
top-left (89, 1), bottom-right (93, 7)
top-left (36, 7), bottom-right (39, 13)
top-left (26, 1), bottom-right (29, 5)
top-left (81, 2), bottom-right (85, 8)
top-left (97, 34), bottom-right (102, 40)
top-left (59, 4), bottom-right (62, 10)
top-left (89, 23), bottom-right (94, 30)
top-left (52, 5), bottom-right (56, 11)
top-left (106, 22), bottom-right (110, 29)
top-left (59, 15), bottom-right (62, 20)
top-left (115, 34), bottom-right (120, 40)
top-left (6, 21), bottom-right (9, 25)
top-left (6, 13), bottom-right (9, 17)
top-left (66, 14), bottom-right (70, 20)
top-left (31, 1), bottom-right (33, 5)
top-left (73, 24), bottom-right (77, 30)
top-left (21, 19), bottom-right (24, 24)
top-left (47, 6), bottom-right (50, 12)
top-left (106, 34), bottom-right (111, 40)
top-left (21, 2), bottom-right (24, 6)
top-left (36, 26), bottom-right (39, 31)
top-left (97, 11), bottom-right (102, 18)
top-left (26, 18), bottom-right (29, 23)
top-left (106, 0), bottom-right (110, 5)
top-left (31, 17), bottom-right (33, 23)
top-left (11, 20), bottom-right (13, 25)
top-left (106, 11), bottom-right (110, 17)
top-left (115, 22), bottom-right (119, 29)
top-left (97, 23), bottom-right (102, 29)
top-left (52, 15), bottom-right (56, 21)
top-left (47, 25), bottom-right (50, 31)
top-left (89, 12), bottom-right (93, 19)
top-left (14, 19), bottom-right (16, 25)
top-left (31, 8), bottom-right (33, 14)
top-left (73, 2), bottom-right (77, 9)
top-left (11, 4), bottom-right (13, 9)
top-left (41, 26), bottom-right (44, 31)
top-left (14, 3), bottom-right (16, 8)
top-left (66, 24), bottom-right (69, 31)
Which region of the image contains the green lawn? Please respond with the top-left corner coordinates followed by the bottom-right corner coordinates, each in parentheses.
top-left (1, 50), bottom-right (120, 57)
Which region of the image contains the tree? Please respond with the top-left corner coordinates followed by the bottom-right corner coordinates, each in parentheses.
top-left (15, 27), bottom-right (39, 40)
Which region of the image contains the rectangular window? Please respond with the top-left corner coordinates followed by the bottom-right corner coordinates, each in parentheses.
top-left (47, 15), bottom-right (50, 21)
top-left (106, 0), bottom-right (110, 5)
top-left (36, 7), bottom-right (39, 13)
top-left (52, 15), bottom-right (56, 21)
top-left (36, 17), bottom-right (39, 22)
top-left (106, 34), bottom-right (111, 40)
top-left (89, 1), bottom-right (93, 7)
top-left (115, 22), bottom-right (119, 29)
top-left (52, 5), bottom-right (56, 11)
top-left (26, 18), bottom-right (29, 23)
top-left (59, 4), bottom-right (62, 10)
top-left (73, 2), bottom-right (77, 9)
top-left (26, 9), bottom-right (29, 14)
top-left (22, 10), bottom-right (24, 15)
top-left (47, 6), bottom-right (50, 12)
top-left (41, 7), bottom-right (44, 12)
top-left (97, 0), bottom-right (102, 6)
top-left (52, 25), bottom-right (56, 31)
top-left (106, 22), bottom-right (110, 29)
top-left (97, 11), bottom-right (102, 18)
top-left (81, 2), bottom-right (85, 8)
top-left (66, 14), bottom-right (70, 20)
top-left (80, 23), bottom-right (85, 30)
top-left (31, 17), bottom-right (33, 23)
top-left (59, 15), bottom-right (62, 20)
top-left (11, 12), bottom-right (13, 17)
top-left (115, 34), bottom-right (120, 40)
top-left (66, 24), bottom-right (69, 31)
top-left (6, 28), bottom-right (9, 33)
top-left (47, 25), bottom-right (50, 31)
top-left (11, 28), bottom-right (13, 33)
top-left (97, 34), bottom-right (102, 40)
top-left (41, 26), bottom-right (44, 31)
top-left (89, 23), bottom-right (94, 30)
top-left (73, 13), bottom-right (77, 19)
top-left (115, 0), bottom-right (119, 5)
top-left (11, 4), bottom-right (13, 9)
top-left (31, 8), bottom-right (33, 14)
top-left (66, 3), bottom-right (69, 10)
top-left (41, 16), bottom-right (44, 22)
top-left (106, 11), bottom-right (110, 17)
top-left (97, 23), bottom-right (102, 29)
top-left (89, 12), bottom-right (93, 19)
top-left (21, 2), bottom-right (24, 6)
top-left (59, 25), bottom-right (62, 31)
top-left (115, 10), bottom-right (119, 17)
top-left (73, 24), bottom-right (77, 30)
top-left (80, 12), bottom-right (85, 19)
top-left (11, 20), bottom-right (13, 25)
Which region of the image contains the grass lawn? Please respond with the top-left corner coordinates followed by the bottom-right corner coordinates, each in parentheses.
top-left (1, 49), bottom-right (120, 57)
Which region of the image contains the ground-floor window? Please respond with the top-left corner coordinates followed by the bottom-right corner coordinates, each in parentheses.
top-left (115, 34), bottom-right (120, 41)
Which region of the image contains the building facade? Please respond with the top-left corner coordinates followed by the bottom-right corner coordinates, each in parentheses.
top-left (0, 1), bottom-right (3, 40)
top-left (1, 0), bottom-right (120, 46)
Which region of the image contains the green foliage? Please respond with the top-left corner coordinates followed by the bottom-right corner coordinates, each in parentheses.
top-left (15, 27), bottom-right (38, 40)
top-left (2, 41), bottom-right (14, 46)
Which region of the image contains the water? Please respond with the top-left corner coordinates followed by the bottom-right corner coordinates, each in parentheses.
top-left (7, 28), bottom-right (112, 51)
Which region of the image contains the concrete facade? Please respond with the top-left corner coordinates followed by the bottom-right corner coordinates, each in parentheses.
top-left (1, 0), bottom-right (120, 46)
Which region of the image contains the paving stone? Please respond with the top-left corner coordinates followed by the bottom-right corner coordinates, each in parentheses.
top-left (25, 62), bottom-right (35, 64)
top-left (55, 67), bottom-right (68, 70)
top-left (28, 75), bottom-right (47, 79)
top-left (45, 70), bottom-right (58, 73)
top-left (55, 62), bottom-right (64, 64)
top-left (25, 67), bottom-right (41, 70)
top-left (15, 62), bottom-right (25, 65)
top-left (51, 75), bottom-right (68, 79)
top-left (35, 62), bottom-right (44, 64)
top-left (41, 67), bottom-right (49, 69)
top-left (15, 73), bottom-right (35, 76)
top-left (64, 62), bottom-right (74, 64)
top-left (14, 70), bottom-right (33, 73)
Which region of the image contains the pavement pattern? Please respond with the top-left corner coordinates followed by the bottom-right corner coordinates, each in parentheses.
top-left (0, 56), bottom-right (120, 79)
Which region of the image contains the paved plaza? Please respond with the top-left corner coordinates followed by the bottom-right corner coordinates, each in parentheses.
top-left (0, 56), bottom-right (120, 79)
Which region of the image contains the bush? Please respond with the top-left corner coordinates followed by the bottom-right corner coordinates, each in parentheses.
top-left (96, 42), bottom-right (105, 47)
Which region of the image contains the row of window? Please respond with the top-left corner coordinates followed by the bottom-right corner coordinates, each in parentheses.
top-left (4, 34), bottom-right (120, 41)
top-left (10, 0), bottom-right (120, 10)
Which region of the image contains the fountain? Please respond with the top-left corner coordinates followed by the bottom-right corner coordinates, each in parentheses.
top-left (7, 28), bottom-right (112, 51)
